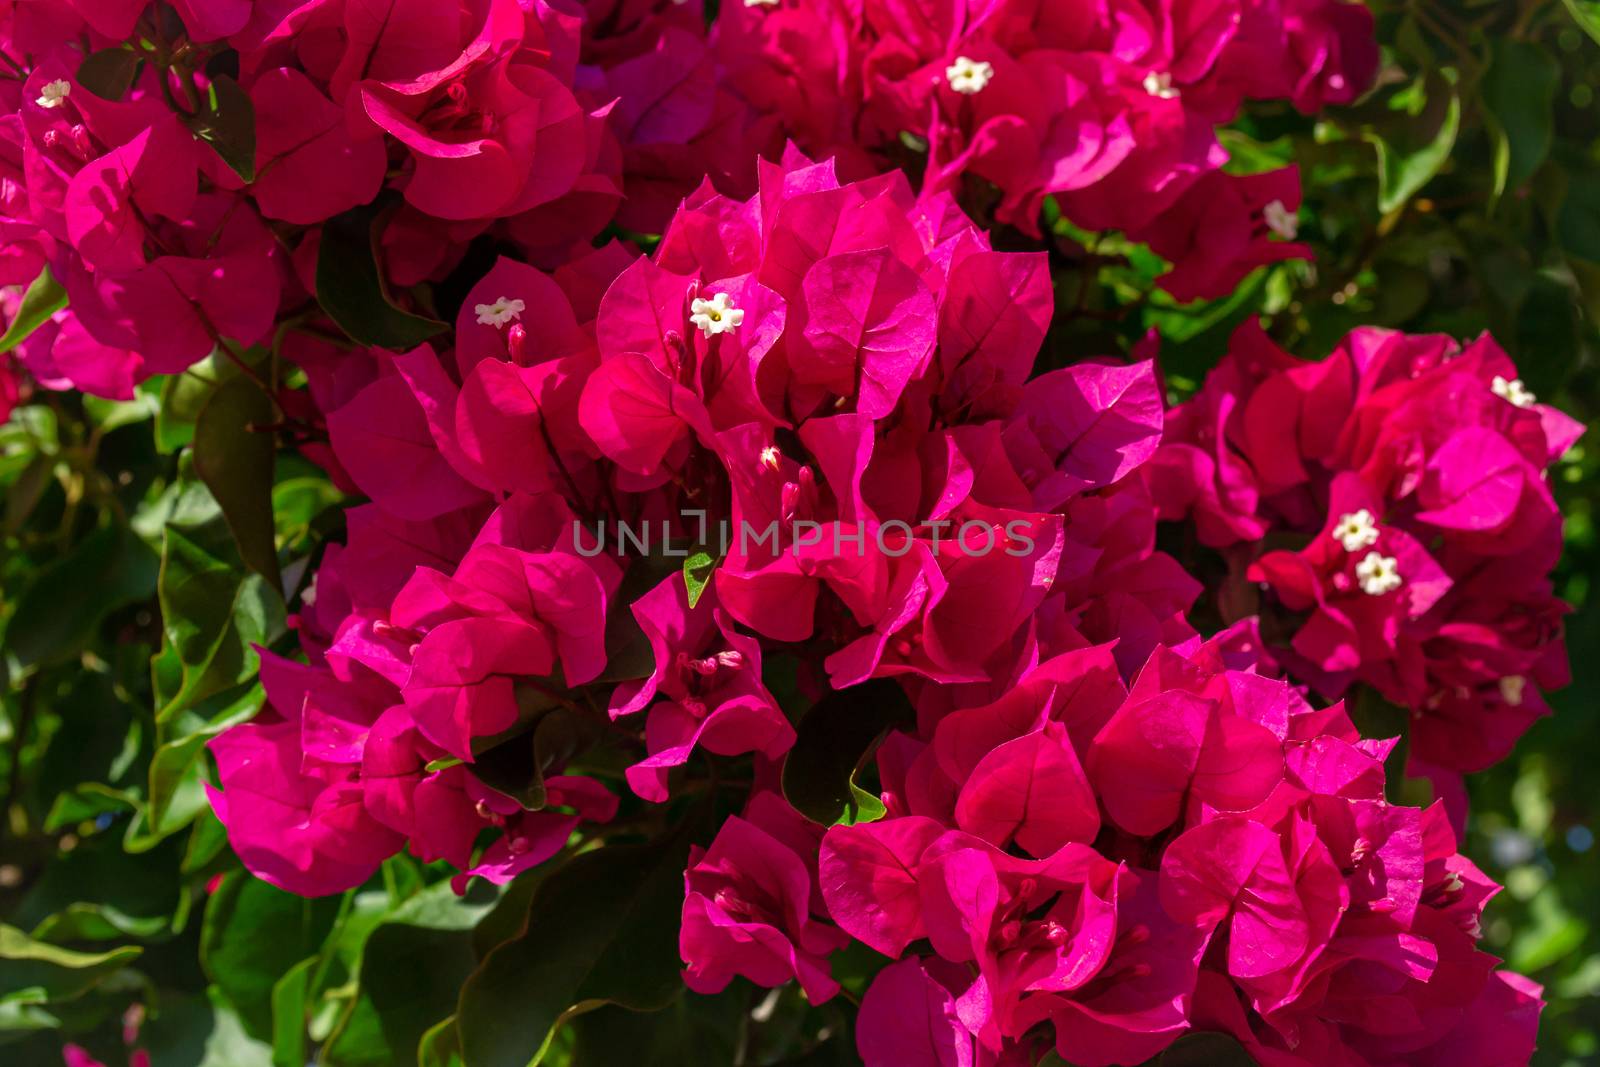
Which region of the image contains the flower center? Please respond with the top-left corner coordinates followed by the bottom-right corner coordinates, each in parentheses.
top-left (691, 293), bottom-right (745, 338)
top-left (1143, 71), bottom-right (1179, 99)
top-left (1355, 551), bottom-right (1402, 596)
top-left (475, 296), bottom-right (526, 329)
top-left (945, 56), bottom-right (994, 94)
top-left (36, 79), bottom-right (71, 110)
top-left (1263, 199), bottom-right (1299, 240)
top-left (1331, 509), bottom-right (1380, 553)
top-left (1491, 375), bottom-right (1535, 408)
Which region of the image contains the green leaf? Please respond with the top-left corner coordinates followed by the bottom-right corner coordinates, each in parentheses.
top-left (157, 368), bottom-right (222, 454)
top-left (781, 679), bottom-right (914, 825)
top-left (457, 836), bottom-right (695, 1067)
top-left (193, 376), bottom-right (283, 590)
top-left (1559, 171), bottom-right (1600, 264)
top-left (324, 880), bottom-right (500, 1067)
top-left (1483, 40), bottom-right (1560, 199)
top-left (1159, 1032), bottom-right (1258, 1066)
top-left (187, 74), bottom-right (257, 182)
top-left (270, 957), bottom-right (317, 1067)
top-left (141, 989), bottom-right (275, 1067)
top-left (4, 523), bottom-right (157, 669)
top-left (567, 995), bottom-right (747, 1067)
top-left (0, 266), bottom-right (68, 355)
top-left (139, 682), bottom-right (261, 849)
top-left (75, 47), bottom-right (142, 101)
top-left (0, 924), bottom-right (141, 1003)
top-left (1362, 74), bottom-right (1461, 214)
top-left (682, 551), bottom-right (717, 608)
top-left (470, 691), bottom-right (604, 811)
top-left (317, 202), bottom-right (448, 349)
top-left (154, 523), bottom-right (284, 721)
top-left (419, 1017), bottom-right (465, 1067)
top-left (201, 872), bottom-right (343, 1041)
top-left (1565, 0), bottom-right (1600, 46)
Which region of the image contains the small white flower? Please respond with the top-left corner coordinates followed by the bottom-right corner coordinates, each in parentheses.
top-left (759, 445), bottom-right (781, 472)
top-left (474, 296), bottom-right (526, 329)
top-left (36, 79), bottom-right (71, 110)
top-left (1491, 375), bottom-right (1536, 408)
top-left (944, 56), bottom-right (994, 95)
top-left (1263, 199), bottom-right (1299, 240)
top-left (1499, 675), bottom-right (1528, 707)
top-left (1355, 551), bottom-right (1402, 596)
top-left (745, 0), bottom-right (780, 6)
top-left (301, 574), bottom-right (318, 606)
top-left (690, 292), bottom-right (744, 337)
top-left (1331, 508), bottom-right (1380, 553)
top-left (1142, 71), bottom-right (1179, 99)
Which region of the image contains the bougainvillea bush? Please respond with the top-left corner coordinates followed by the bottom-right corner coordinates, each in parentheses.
top-left (2, 0), bottom-right (1597, 1065)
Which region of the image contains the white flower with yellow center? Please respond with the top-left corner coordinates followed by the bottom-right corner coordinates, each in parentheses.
top-left (1499, 675), bottom-right (1528, 707)
top-left (1491, 375), bottom-right (1535, 408)
top-left (1263, 199), bottom-right (1299, 240)
top-left (1143, 71), bottom-right (1179, 99)
top-left (1355, 551), bottom-right (1402, 596)
top-left (745, 0), bottom-right (779, 6)
top-left (1331, 509), bottom-right (1380, 553)
top-left (759, 445), bottom-right (781, 472)
top-left (690, 292), bottom-right (744, 338)
top-left (474, 296), bottom-right (525, 329)
top-left (945, 56), bottom-right (994, 95)
top-left (36, 79), bottom-right (71, 110)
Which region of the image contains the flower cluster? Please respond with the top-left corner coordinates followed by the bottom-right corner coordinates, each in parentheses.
top-left (1151, 323), bottom-right (1584, 776)
top-left (0, 0), bottom-right (755, 401)
top-left (693, 637), bottom-right (1540, 1067)
top-left (1, 3), bottom-right (1568, 1065)
top-left (713, 0), bottom-right (1372, 296)
top-left (208, 151), bottom-right (1200, 898)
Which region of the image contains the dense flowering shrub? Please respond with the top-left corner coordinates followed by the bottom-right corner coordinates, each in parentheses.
top-left (0, 1), bottom-right (1588, 1066)
top-left (712, 0), bottom-right (1373, 294)
top-left (1152, 324), bottom-right (1585, 777)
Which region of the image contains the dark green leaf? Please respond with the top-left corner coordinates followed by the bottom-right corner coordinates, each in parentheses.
top-left (187, 74), bottom-right (257, 182)
top-left (75, 48), bottom-right (142, 101)
top-left (568, 995), bottom-right (745, 1067)
top-left (193, 376), bottom-right (282, 590)
top-left (317, 202), bottom-right (448, 349)
top-left (4, 523), bottom-right (157, 668)
top-left (323, 881), bottom-right (500, 1067)
top-left (0, 266), bottom-right (67, 355)
top-left (1361, 74), bottom-right (1461, 214)
top-left (1483, 40), bottom-right (1560, 197)
top-left (200, 872), bottom-right (342, 1040)
top-left (154, 523), bottom-right (284, 721)
top-left (1159, 1032), bottom-right (1257, 1066)
top-left (781, 679), bottom-right (913, 825)
top-left (419, 1017), bottom-right (465, 1067)
top-left (457, 836), bottom-right (694, 1067)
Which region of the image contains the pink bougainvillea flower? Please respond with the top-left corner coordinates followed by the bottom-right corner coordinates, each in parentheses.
top-left (249, 67), bottom-right (387, 224)
top-left (1154, 323), bottom-right (1577, 772)
top-left (682, 795), bottom-right (849, 1003)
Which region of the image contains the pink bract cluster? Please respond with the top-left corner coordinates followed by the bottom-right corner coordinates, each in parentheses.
top-left (0, 0), bottom-right (758, 403)
top-left (1151, 323), bottom-right (1584, 777)
top-left (0, 3), bottom-right (1570, 1066)
top-left (204, 157), bottom-right (1547, 1065)
top-left (799, 637), bottom-right (1542, 1066)
top-left (714, 0), bottom-right (1370, 295)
